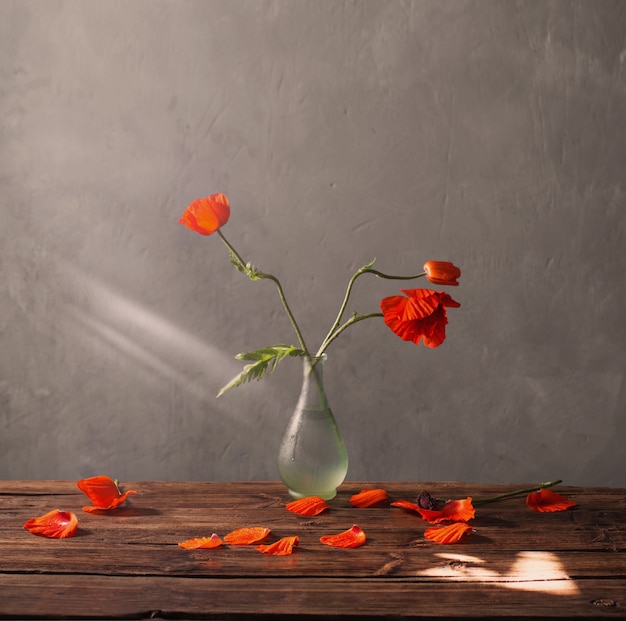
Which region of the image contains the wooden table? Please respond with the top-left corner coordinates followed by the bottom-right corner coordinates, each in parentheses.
top-left (1, 481), bottom-right (625, 619)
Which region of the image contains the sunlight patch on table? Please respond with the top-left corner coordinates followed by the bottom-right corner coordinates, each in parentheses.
top-left (418, 551), bottom-right (579, 595)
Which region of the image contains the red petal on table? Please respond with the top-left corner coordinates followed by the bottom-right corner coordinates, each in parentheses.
top-left (350, 489), bottom-right (389, 508)
top-left (320, 525), bottom-right (366, 548)
top-left (526, 488), bottom-right (577, 512)
top-left (424, 522), bottom-right (473, 544)
top-left (178, 533), bottom-right (224, 549)
top-left (391, 499), bottom-right (422, 512)
top-left (24, 509), bottom-right (78, 539)
top-left (392, 497), bottom-right (475, 523)
top-left (77, 475), bottom-right (137, 511)
top-left (256, 536), bottom-right (299, 555)
top-left (224, 527), bottom-right (271, 545)
top-left (286, 496), bottom-right (329, 516)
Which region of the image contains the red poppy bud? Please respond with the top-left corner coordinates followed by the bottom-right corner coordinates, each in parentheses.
top-left (423, 261), bottom-right (461, 286)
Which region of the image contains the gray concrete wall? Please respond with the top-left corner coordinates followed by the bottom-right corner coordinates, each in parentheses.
top-left (1, 0), bottom-right (624, 486)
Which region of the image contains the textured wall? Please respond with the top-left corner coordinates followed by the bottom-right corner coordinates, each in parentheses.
top-left (1, 0), bottom-right (625, 486)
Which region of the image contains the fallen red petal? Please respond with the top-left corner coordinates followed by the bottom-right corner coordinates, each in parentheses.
top-left (424, 522), bottom-right (473, 544)
top-left (526, 488), bottom-right (577, 513)
top-left (320, 525), bottom-right (366, 548)
top-left (178, 533), bottom-right (224, 549)
top-left (224, 526), bottom-right (271, 545)
top-left (256, 536), bottom-right (299, 555)
top-left (350, 489), bottom-right (389, 508)
top-left (77, 475), bottom-right (137, 512)
top-left (24, 509), bottom-right (78, 539)
top-left (392, 497), bottom-right (475, 523)
top-left (286, 496), bottom-right (329, 516)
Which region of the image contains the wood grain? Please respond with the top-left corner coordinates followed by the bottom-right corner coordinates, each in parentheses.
top-left (1, 481), bottom-right (625, 619)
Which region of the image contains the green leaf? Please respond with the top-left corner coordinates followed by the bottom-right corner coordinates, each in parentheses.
top-left (228, 249), bottom-right (247, 273)
top-left (217, 345), bottom-right (306, 397)
top-left (362, 258), bottom-right (376, 270)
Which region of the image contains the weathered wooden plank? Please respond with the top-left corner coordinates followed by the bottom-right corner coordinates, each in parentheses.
top-left (0, 574), bottom-right (624, 619)
top-left (2, 481), bottom-right (625, 619)
top-left (0, 541), bottom-right (623, 580)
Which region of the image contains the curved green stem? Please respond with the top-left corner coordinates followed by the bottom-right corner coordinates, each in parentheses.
top-left (473, 480), bottom-right (563, 506)
top-left (318, 266), bottom-right (426, 358)
top-left (217, 230), bottom-right (310, 355)
top-left (316, 312), bottom-right (383, 358)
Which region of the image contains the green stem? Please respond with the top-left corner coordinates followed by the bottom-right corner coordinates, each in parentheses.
top-left (316, 312), bottom-right (384, 358)
top-left (316, 266), bottom-right (426, 357)
top-left (473, 480), bottom-right (563, 506)
top-left (217, 230), bottom-right (310, 355)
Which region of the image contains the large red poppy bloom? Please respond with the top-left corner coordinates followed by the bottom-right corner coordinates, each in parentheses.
top-left (179, 193), bottom-right (230, 235)
top-left (380, 289), bottom-right (460, 348)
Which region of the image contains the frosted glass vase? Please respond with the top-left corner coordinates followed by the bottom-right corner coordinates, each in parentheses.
top-left (277, 355), bottom-right (348, 500)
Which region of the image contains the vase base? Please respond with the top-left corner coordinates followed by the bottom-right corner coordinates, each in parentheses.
top-left (287, 487), bottom-right (337, 501)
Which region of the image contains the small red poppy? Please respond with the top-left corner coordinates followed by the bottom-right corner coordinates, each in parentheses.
top-left (179, 193), bottom-right (230, 236)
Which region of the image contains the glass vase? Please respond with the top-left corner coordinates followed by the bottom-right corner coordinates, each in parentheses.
top-left (277, 355), bottom-right (348, 500)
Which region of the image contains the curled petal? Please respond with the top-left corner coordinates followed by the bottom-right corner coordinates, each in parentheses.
top-left (24, 509), bottom-right (78, 539)
top-left (392, 497), bottom-right (475, 524)
top-left (526, 488), bottom-right (577, 513)
top-left (77, 475), bottom-right (137, 512)
top-left (423, 261), bottom-right (461, 286)
top-left (320, 525), bottom-right (366, 548)
top-left (425, 522), bottom-right (473, 544)
top-left (178, 533), bottom-right (224, 549)
top-left (179, 193), bottom-right (230, 236)
top-left (286, 496), bottom-right (329, 516)
top-left (380, 289), bottom-right (460, 348)
top-left (350, 489), bottom-right (389, 508)
top-left (224, 526), bottom-right (271, 545)
top-left (256, 536), bottom-right (299, 556)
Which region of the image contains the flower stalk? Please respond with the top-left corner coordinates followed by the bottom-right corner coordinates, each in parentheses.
top-left (473, 480), bottom-right (563, 506)
top-left (179, 194), bottom-right (461, 395)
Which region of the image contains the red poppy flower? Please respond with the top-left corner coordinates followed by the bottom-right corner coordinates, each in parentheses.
top-left (320, 525), bottom-right (366, 548)
top-left (380, 289), bottom-right (460, 348)
top-left (179, 193), bottom-right (230, 236)
top-left (286, 496), bottom-right (330, 516)
top-left (24, 509), bottom-right (78, 539)
top-left (391, 497), bottom-right (475, 524)
top-left (256, 536), bottom-right (299, 555)
top-left (77, 475), bottom-right (137, 513)
top-left (349, 489), bottom-right (389, 508)
top-left (178, 533), bottom-right (224, 549)
top-left (526, 488), bottom-right (577, 513)
top-left (224, 527), bottom-right (271, 545)
top-left (424, 522), bottom-right (473, 544)
top-left (423, 261), bottom-right (461, 286)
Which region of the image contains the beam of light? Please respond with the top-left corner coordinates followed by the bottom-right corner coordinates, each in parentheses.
top-left (418, 551), bottom-right (579, 595)
top-left (60, 263), bottom-right (241, 403)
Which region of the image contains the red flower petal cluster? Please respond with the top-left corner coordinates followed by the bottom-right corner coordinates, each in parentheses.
top-left (391, 497), bottom-right (475, 524)
top-left (380, 289), bottom-right (460, 348)
top-left (179, 193), bottom-right (230, 236)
